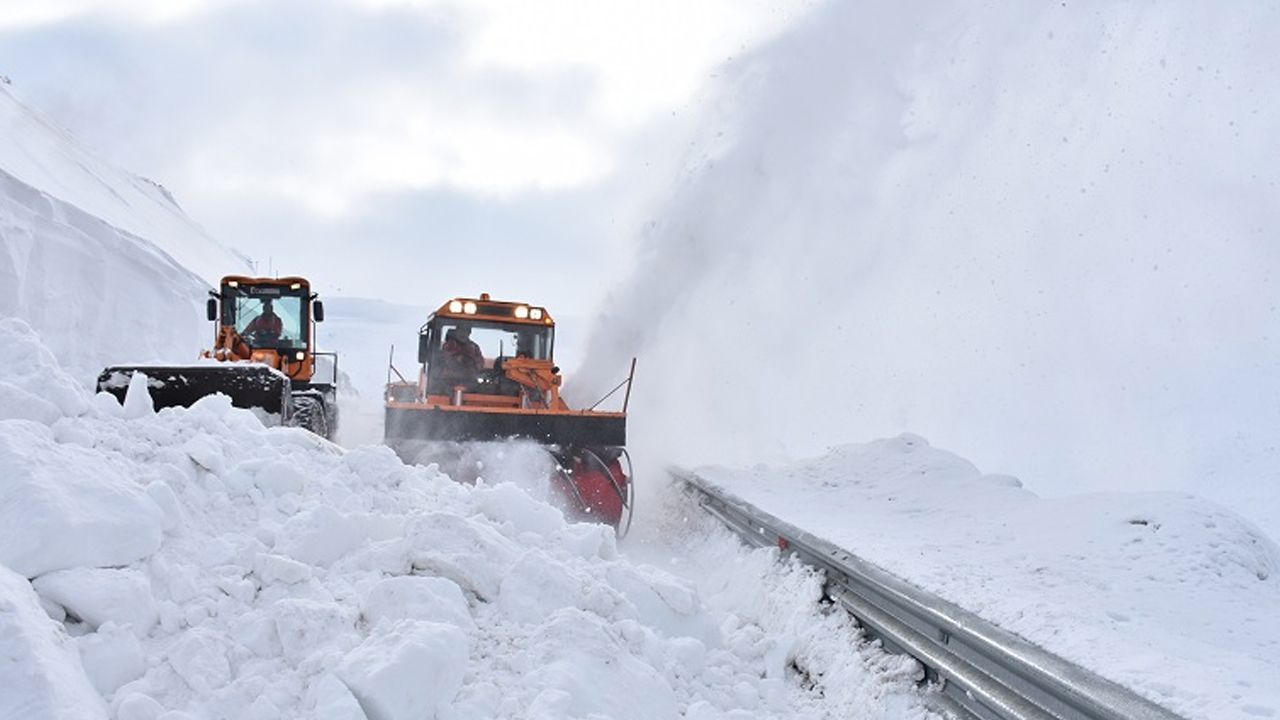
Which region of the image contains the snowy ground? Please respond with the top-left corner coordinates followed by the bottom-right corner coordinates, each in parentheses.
top-left (0, 318), bottom-right (941, 720)
top-left (696, 437), bottom-right (1280, 720)
top-left (4, 8), bottom-right (1279, 720)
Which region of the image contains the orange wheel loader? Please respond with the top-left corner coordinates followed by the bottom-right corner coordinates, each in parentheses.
top-left (97, 275), bottom-right (340, 439)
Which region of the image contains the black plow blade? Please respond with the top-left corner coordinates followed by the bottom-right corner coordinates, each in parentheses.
top-left (96, 364), bottom-right (291, 416)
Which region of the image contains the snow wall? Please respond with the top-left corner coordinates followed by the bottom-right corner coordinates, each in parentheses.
top-left (575, 2), bottom-right (1280, 534)
top-left (0, 85), bottom-right (249, 383)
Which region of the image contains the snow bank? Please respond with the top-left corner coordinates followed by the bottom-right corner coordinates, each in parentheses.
top-left (0, 84), bottom-right (245, 282)
top-left (699, 436), bottom-right (1280, 720)
top-left (0, 319), bottom-right (164, 577)
top-left (0, 565), bottom-right (108, 720)
top-left (0, 166), bottom-right (212, 385)
top-left (0, 324), bottom-right (936, 718)
top-left (0, 422), bottom-right (163, 578)
top-left (576, 1), bottom-right (1280, 538)
top-left (0, 317), bottom-right (88, 422)
top-left (0, 85), bottom-right (250, 385)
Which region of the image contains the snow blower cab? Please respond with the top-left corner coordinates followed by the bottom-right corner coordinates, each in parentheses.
top-left (385, 294), bottom-right (635, 533)
top-left (97, 275), bottom-right (339, 438)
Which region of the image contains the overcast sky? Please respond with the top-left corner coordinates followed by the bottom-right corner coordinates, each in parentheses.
top-left (0, 0), bottom-right (811, 312)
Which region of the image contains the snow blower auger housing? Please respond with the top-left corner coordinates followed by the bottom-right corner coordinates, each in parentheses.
top-left (97, 275), bottom-right (340, 439)
top-left (384, 294), bottom-right (636, 534)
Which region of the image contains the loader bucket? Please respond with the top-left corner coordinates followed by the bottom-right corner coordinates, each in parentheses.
top-left (96, 364), bottom-right (292, 416)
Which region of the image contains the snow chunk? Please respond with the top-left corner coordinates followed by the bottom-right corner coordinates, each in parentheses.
top-left (308, 673), bottom-right (366, 720)
top-left (274, 506), bottom-right (398, 567)
top-left (605, 564), bottom-right (709, 640)
top-left (76, 621), bottom-right (145, 695)
top-left (254, 552), bottom-right (313, 585)
top-left (272, 598), bottom-right (358, 664)
top-left (253, 459), bottom-right (308, 495)
top-left (166, 627), bottom-right (231, 694)
top-left (32, 567), bottom-right (158, 636)
top-left (403, 512), bottom-right (520, 601)
top-left (0, 565), bottom-right (107, 719)
top-left (472, 481), bottom-right (565, 537)
top-left (0, 317), bottom-right (89, 423)
top-left (0, 420), bottom-right (163, 577)
top-left (181, 433), bottom-right (225, 475)
top-left (336, 620), bottom-right (468, 720)
top-left (523, 610), bottom-right (680, 719)
top-left (145, 481), bottom-right (184, 532)
top-left (122, 371), bottom-right (155, 419)
top-left (114, 693), bottom-right (165, 720)
top-left (362, 576), bottom-right (475, 632)
top-left (0, 380), bottom-right (64, 424)
top-left (498, 550), bottom-right (593, 625)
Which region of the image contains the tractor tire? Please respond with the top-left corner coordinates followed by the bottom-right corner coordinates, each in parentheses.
top-left (289, 394), bottom-right (331, 439)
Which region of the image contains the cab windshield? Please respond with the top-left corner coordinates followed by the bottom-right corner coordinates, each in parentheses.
top-left (230, 292), bottom-right (306, 348)
top-left (433, 320), bottom-right (553, 365)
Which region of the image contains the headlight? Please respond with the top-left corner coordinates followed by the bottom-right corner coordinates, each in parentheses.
top-left (449, 300), bottom-right (463, 313)
top-left (228, 280), bottom-right (239, 288)
top-left (295, 351), bottom-right (305, 361)
top-left (290, 282), bottom-right (302, 290)
top-left (530, 308), bottom-right (543, 320)
top-left (463, 301), bottom-right (477, 314)
top-left (515, 305), bottom-right (530, 319)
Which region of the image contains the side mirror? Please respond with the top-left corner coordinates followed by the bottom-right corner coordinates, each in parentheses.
top-left (312, 300), bottom-right (325, 323)
top-left (206, 298), bottom-right (218, 322)
top-left (417, 333), bottom-right (430, 364)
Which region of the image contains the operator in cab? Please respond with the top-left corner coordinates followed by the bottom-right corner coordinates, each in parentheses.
top-left (244, 298), bottom-right (283, 341)
top-left (443, 325), bottom-right (484, 372)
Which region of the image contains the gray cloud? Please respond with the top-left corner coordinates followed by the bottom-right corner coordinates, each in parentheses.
top-left (0, 0), bottom-right (643, 309)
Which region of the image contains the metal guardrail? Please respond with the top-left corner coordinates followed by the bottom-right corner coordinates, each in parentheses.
top-left (672, 469), bottom-right (1187, 720)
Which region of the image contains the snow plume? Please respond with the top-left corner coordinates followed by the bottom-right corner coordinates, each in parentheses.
top-left (0, 84), bottom-right (250, 384)
top-left (576, 2), bottom-right (1280, 535)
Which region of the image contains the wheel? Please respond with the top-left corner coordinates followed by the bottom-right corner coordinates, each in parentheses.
top-left (289, 394), bottom-right (331, 439)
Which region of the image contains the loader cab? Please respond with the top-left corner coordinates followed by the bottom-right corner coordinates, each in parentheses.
top-left (216, 277), bottom-right (320, 352)
top-left (208, 275), bottom-right (332, 384)
top-left (417, 296), bottom-right (555, 396)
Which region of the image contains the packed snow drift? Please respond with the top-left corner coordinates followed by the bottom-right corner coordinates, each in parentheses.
top-left (0, 84), bottom-right (249, 385)
top-left (0, 318), bottom-right (940, 720)
top-left (697, 438), bottom-right (1280, 720)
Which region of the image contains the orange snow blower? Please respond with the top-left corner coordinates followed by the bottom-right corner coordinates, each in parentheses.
top-left (384, 294), bottom-right (635, 534)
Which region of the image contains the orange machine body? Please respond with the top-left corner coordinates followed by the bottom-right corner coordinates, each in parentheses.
top-left (204, 275), bottom-right (321, 383)
top-left (385, 293), bottom-right (633, 532)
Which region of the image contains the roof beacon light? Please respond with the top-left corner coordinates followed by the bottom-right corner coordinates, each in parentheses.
top-left (449, 300), bottom-right (464, 313)
top-left (515, 305), bottom-right (530, 319)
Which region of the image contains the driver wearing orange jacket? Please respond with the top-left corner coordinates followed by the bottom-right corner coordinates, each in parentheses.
top-left (243, 299), bottom-right (283, 340)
